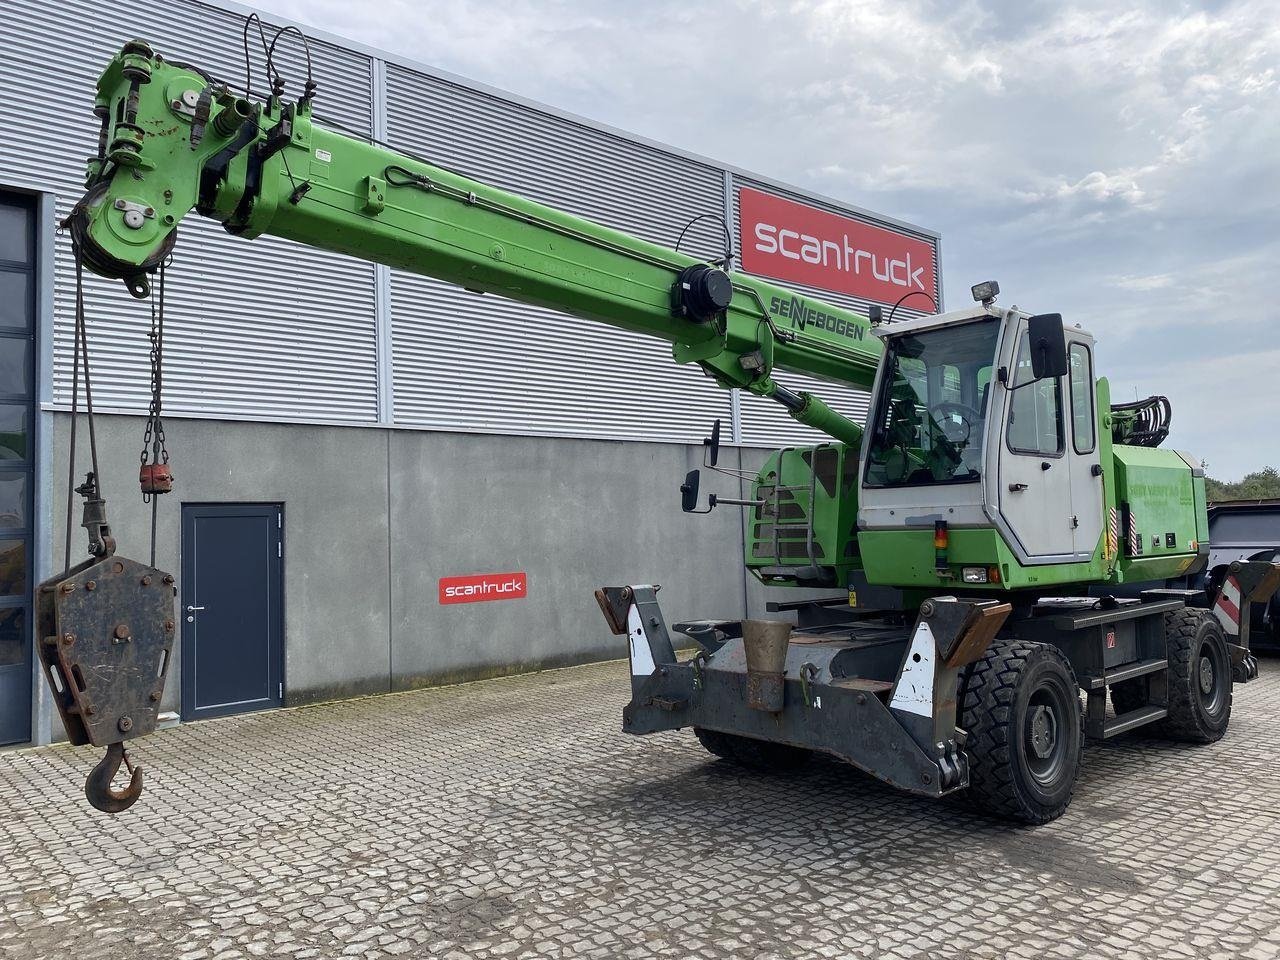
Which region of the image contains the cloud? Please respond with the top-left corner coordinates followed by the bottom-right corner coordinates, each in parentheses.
top-left (1122, 347), bottom-right (1280, 480)
top-left (1109, 274), bottom-right (1174, 292)
top-left (242, 0), bottom-right (1279, 480)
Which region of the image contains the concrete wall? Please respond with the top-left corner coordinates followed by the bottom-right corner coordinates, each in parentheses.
top-left (50, 415), bottom-right (392, 712)
top-left (45, 413), bottom-right (822, 736)
top-left (386, 430), bottom-right (746, 689)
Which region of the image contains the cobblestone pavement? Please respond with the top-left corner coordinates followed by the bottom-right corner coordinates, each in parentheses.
top-left (3, 657), bottom-right (1280, 960)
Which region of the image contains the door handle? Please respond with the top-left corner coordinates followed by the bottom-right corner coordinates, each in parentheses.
top-left (186, 605), bottom-right (205, 612)
top-left (1008, 482), bottom-right (1028, 492)
top-left (186, 604), bottom-right (204, 623)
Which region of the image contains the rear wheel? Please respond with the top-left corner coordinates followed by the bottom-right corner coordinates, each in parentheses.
top-left (693, 728), bottom-right (811, 773)
top-left (1162, 608), bottom-right (1232, 742)
top-left (959, 638), bottom-right (1083, 824)
top-left (1110, 608), bottom-right (1232, 742)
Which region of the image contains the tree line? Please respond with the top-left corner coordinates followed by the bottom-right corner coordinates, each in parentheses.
top-left (1204, 466), bottom-right (1280, 502)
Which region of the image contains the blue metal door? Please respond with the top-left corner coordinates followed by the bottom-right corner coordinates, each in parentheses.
top-left (0, 193), bottom-right (35, 746)
top-left (181, 504), bottom-right (283, 721)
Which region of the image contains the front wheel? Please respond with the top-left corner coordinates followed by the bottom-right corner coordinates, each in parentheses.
top-left (959, 639), bottom-right (1083, 824)
top-left (693, 728), bottom-right (811, 773)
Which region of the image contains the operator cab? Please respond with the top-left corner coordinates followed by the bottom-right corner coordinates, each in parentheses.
top-left (859, 283), bottom-right (1103, 570)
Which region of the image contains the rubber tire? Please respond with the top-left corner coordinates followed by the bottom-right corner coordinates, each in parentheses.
top-left (1110, 608), bottom-right (1233, 742)
top-left (693, 728), bottom-right (811, 773)
top-left (959, 638), bottom-right (1084, 824)
top-left (1160, 608), bottom-right (1233, 743)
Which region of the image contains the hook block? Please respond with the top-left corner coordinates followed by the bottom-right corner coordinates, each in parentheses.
top-left (36, 554), bottom-right (176, 748)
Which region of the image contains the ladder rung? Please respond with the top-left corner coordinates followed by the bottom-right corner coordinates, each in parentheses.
top-left (1101, 705), bottom-right (1167, 738)
top-left (1085, 657), bottom-right (1167, 690)
top-left (829, 677), bottom-right (894, 695)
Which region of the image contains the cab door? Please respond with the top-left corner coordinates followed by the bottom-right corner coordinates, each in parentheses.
top-left (1066, 339), bottom-right (1104, 557)
top-left (996, 322), bottom-right (1076, 559)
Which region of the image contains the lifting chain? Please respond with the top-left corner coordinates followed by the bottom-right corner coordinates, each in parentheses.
top-left (139, 260), bottom-right (173, 567)
top-left (139, 259), bottom-right (171, 491)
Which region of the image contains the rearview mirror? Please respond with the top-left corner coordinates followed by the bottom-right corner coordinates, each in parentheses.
top-left (680, 469), bottom-right (701, 513)
top-left (704, 419), bottom-right (721, 467)
top-left (1027, 313), bottom-right (1068, 380)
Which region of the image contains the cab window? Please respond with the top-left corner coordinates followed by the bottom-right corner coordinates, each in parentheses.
top-left (1069, 343), bottom-right (1095, 454)
top-left (1007, 330), bottom-right (1063, 456)
top-left (864, 319), bottom-right (1000, 488)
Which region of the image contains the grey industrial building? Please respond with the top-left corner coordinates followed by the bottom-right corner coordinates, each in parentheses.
top-left (0, 0), bottom-right (941, 747)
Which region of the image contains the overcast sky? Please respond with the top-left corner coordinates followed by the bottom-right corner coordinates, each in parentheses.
top-left (248, 0), bottom-right (1278, 480)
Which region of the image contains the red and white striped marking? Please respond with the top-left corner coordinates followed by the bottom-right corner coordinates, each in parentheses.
top-left (1214, 575), bottom-right (1243, 635)
top-left (1107, 507), bottom-right (1119, 560)
top-left (1127, 508), bottom-right (1140, 557)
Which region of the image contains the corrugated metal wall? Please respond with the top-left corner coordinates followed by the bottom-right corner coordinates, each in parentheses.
top-left (1, 0), bottom-right (379, 423)
top-left (383, 65), bottom-right (732, 441)
top-left (2, 0), bottom-right (940, 447)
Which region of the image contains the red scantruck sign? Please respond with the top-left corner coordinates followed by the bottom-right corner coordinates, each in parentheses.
top-left (739, 187), bottom-right (937, 307)
top-left (439, 572), bottom-right (527, 604)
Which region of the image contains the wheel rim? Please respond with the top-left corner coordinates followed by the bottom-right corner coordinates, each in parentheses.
top-left (1197, 638), bottom-right (1228, 718)
top-left (1024, 682), bottom-right (1070, 788)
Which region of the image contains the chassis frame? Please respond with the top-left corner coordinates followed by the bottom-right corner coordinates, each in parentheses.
top-left (598, 559), bottom-right (1280, 806)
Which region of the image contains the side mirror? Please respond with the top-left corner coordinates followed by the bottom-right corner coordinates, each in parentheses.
top-left (679, 467), bottom-right (765, 514)
top-left (680, 469), bottom-right (701, 513)
top-left (704, 419), bottom-right (721, 467)
top-left (1027, 313), bottom-right (1068, 380)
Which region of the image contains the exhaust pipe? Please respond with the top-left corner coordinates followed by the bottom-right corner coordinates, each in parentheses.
top-left (742, 619), bottom-right (791, 712)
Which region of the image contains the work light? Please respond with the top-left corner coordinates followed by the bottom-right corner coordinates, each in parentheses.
top-left (971, 280), bottom-right (1000, 304)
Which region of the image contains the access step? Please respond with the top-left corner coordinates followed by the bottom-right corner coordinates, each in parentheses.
top-left (1098, 705), bottom-right (1167, 739)
top-left (829, 677), bottom-right (894, 697)
top-left (1084, 657), bottom-right (1167, 691)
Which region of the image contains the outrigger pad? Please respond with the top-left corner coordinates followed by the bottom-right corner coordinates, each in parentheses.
top-left (1233, 560), bottom-right (1280, 606)
top-left (36, 554), bottom-right (175, 747)
top-left (595, 586), bottom-right (632, 636)
top-left (939, 599), bottom-right (1010, 668)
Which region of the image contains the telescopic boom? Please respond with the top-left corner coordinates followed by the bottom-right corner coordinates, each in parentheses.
top-left (73, 41), bottom-right (883, 445)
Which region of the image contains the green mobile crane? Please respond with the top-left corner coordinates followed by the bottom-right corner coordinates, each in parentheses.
top-left (41, 36), bottom-right (1280, 822)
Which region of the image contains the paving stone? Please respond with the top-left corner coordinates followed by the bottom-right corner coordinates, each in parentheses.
top-left (3, 659), bottom-right (1280, 959)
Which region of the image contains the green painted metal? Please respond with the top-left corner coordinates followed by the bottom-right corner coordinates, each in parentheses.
top-left (1096, 377), bottom-right (1119, 578)
top-left (746, 444), bottom-right (861, 588)
top-left (858, 528), bottom-right (1109, 592)
top-left (75, 42), bottom-right (1213, 602)
top-left (76, 45), bottom-right (874, 438)
top-left (848, 375), bottom-right (1206, 594)
top-left (1112, 445), bottom-right (1204, 583)
top-left (785, 395), bottom-right (864, 447)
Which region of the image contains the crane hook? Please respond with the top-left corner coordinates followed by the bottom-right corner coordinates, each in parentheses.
top-left (84, 742), bottom-right (144, 813)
